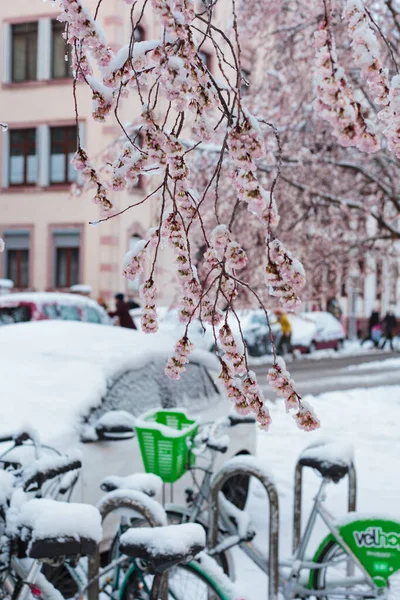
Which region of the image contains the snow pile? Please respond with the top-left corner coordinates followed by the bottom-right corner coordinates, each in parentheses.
top-left (299, 438), bottom-right (354, 467)
top-left (96, 489), bottom-right (167, 526)
top-left (0, 321), bottom-right (218, 443)
top-left (100, 473), bottom-right (163, 496)
top-left (8, 497), bottom-right (102, 543)
top-left (120, 523), bottom-right (205, 557)
top-left (95, 410), bottom-right (135, 430)
top-left (0, 471), bottom-right (15, 506)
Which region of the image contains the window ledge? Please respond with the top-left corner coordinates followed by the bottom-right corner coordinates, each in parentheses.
top-left (2, 78), bottom-right (73, 90)
top-left (1, 184), bottom-right (73, 194)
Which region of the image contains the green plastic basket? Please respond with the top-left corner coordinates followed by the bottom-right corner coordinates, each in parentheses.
top-left (135, 409), bottom-right (199, 483)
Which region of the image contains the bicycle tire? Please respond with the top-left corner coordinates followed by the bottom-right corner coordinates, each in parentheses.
top-left (310, 538), bottom-right (383, 599)
top-left (120, 558), bottom-right (231, 600)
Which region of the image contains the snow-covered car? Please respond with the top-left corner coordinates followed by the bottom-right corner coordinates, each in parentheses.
top-left (238, 310), bottom-right (282, 357)
top-left (291, 311), bottom-right (346, 353)
top-left (0, 321), bottom-right (256, 546)
top-left (300, 311), bottom-right (346, 351)
top-left (0, 292), bottom-right (110, 326)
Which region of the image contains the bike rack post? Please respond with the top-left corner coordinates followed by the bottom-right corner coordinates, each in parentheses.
top-left (292, 448), bottom-right (357, 554)
top-left (88, 489), bottom-right (167, 600)
top-left (208, 455), bottom-right (279, 600)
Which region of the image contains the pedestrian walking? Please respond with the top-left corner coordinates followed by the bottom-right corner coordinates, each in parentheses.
top-left (274, 308), bottom-right (292, 356)
top-left (361, 309), bottom-right (380, 347)
top-left (380, 309), bottom-right (397, 351)
top-left (109, 293), bottom-right (137, 329)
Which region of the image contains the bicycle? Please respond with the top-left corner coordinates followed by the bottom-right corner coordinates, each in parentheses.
top-left (138, 413), bottom-right (400, 599)
top-left (0, 451), bottom-right (100, 600)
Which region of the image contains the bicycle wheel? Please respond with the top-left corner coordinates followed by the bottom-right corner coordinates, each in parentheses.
top-left (166, 509), bottom-right (233, 578)
top-left (120, 560), bottom-right (231, 600)
top-left (310, 538), bottom-right (384, 599)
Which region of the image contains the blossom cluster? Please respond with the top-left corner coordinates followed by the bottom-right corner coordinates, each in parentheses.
top-left (313, 20), bottom-right (379, 153)
top-left (71, 147), bottom-right (113, 212)
top-left (379, 76), bottom-right (400, 159)
top-left (122, 239), bottom-right (147, 280)
top-left (268, 358), bottom-right (320, 431)
top-left (58, 0), bottom-right (113, 79)
top-left (218, 361), bottom-right (271, 430)
top-left (344, 0), bottom-right (390, 107)
top-left (265, 239), bottom-right (306, 308)
top-left (228, 117), bottom-right (279, 227)
top-left (139, 279), bottom-right (158, 333)
top-left (165, 335), bottom-right (195, 379)
top-left (205, 225), bottom-right (248, 272)
top-left (218, 323), bottom-right (246, 375)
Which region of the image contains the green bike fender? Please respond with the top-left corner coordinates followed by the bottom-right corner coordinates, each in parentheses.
top-left (187, 559), bottom-right (231, 600)
top-left (307, 533), bottom-right (336, 589)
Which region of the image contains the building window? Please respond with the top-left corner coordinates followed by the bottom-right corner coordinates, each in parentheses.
top-left (53, 231), bottom-right (80, 288)
top-left (51, 20), bottom-right (71, 79)
top-left (198, 50), bottom-right (211, 70)
top-left (50, 126), bottom-right (77, 184)
top-left (9, 129), bottom-right (37, 185)
top-left (134, 25), bottom-right (145, 42)
top-left (3, 232), bottom-right (30, 288)
top-left (11, 22), bottom-right (38, 82)
top-left (240, 68), bottom-right (250, 95)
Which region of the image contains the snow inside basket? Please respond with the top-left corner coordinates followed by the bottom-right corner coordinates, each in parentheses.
top-left (135, 409), bottom-right (198, 483)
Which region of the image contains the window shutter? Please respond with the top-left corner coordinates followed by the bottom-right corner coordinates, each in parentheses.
top-left (2, 128), bottom-right (9, 188)
top-left (3, 23), bottom-right (11, 83)
top-left (37, 18), bottom-right (51, 80)
top-left (37, 125), bottom-right (50, 187)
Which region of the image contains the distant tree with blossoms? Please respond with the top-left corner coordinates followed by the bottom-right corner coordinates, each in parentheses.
top-left (46, 0), bottom-right (400, 432)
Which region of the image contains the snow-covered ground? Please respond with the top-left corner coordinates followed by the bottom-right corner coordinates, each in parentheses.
top-left (237, 385), bottom-right (400, 598)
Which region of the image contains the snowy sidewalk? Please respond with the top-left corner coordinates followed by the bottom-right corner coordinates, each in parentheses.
top-left (237, 385), bottom-right (400, 598)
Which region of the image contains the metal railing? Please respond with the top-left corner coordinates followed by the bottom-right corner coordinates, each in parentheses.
top-left (208, 456), bottom-right (280, 600)
top-left (292, 451), bottom-right (357, 554)
top-left (88, 490), bottom-right (166, 600)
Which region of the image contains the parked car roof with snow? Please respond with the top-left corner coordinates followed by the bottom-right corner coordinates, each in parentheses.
top-left (0, 320), bottom-right (219, 443)
top-left (0, 292), bottom-right (110, 325)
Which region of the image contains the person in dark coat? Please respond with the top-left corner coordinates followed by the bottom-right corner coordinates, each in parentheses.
top-left (361, 309), bottom-right (380, 347)
top-left (109, 293), bottom-right (137, 329)
top-left (380, 309), bottom-right (397, 350)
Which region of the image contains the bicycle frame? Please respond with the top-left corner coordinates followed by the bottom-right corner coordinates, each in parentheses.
top-left (281, 478), bottom-right (379, 599)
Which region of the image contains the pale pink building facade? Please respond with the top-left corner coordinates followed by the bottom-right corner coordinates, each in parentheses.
top-left (0, 1), bottom-right (398, 326)
top-left (0, 0), bottom-right (178, 306)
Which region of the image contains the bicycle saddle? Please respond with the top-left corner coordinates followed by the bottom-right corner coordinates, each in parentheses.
top-left (11, 498), bottom-right (101, 560)
top-left (298, 440), bottom-right (353, 483)
top-left (100, 472), bottom-right (163, 496)
top-left (119, 523), bottom-right (205, 573)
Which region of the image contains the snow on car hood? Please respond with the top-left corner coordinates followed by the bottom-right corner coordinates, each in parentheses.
top-left (0, 321), bottom-right (218, 443)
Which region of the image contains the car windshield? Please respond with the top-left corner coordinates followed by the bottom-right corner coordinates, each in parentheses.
top-left (58, 305), bottom-right (81, 321)
top-left (87, 360), bottom-right (219, 425)
top-left (0, 305), bottom-right (31, 325)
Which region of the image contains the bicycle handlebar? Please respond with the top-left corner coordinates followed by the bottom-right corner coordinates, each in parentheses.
top-left (23, 457), bottom-right (82, 492)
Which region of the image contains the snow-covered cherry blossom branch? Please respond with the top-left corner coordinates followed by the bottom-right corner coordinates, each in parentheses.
top-left (57, 0), bottom-right (319, 432)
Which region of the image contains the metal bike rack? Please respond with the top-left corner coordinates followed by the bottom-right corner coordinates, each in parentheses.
top-left (208, 455), bottom-right (279, 600)
top-left (292, 446), bottom-right (357, 554)
top-left (88, 490), bottom-right (167, 600)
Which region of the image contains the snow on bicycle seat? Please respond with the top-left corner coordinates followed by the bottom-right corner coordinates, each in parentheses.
top-left (10, 498), bottom-right (102, 560)
top-left (100, 472), bottom-right (163, 496)
top-left (298, 440), bottom-right (354, 483)
top-left (119, 523), bottom-right (205, 572)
